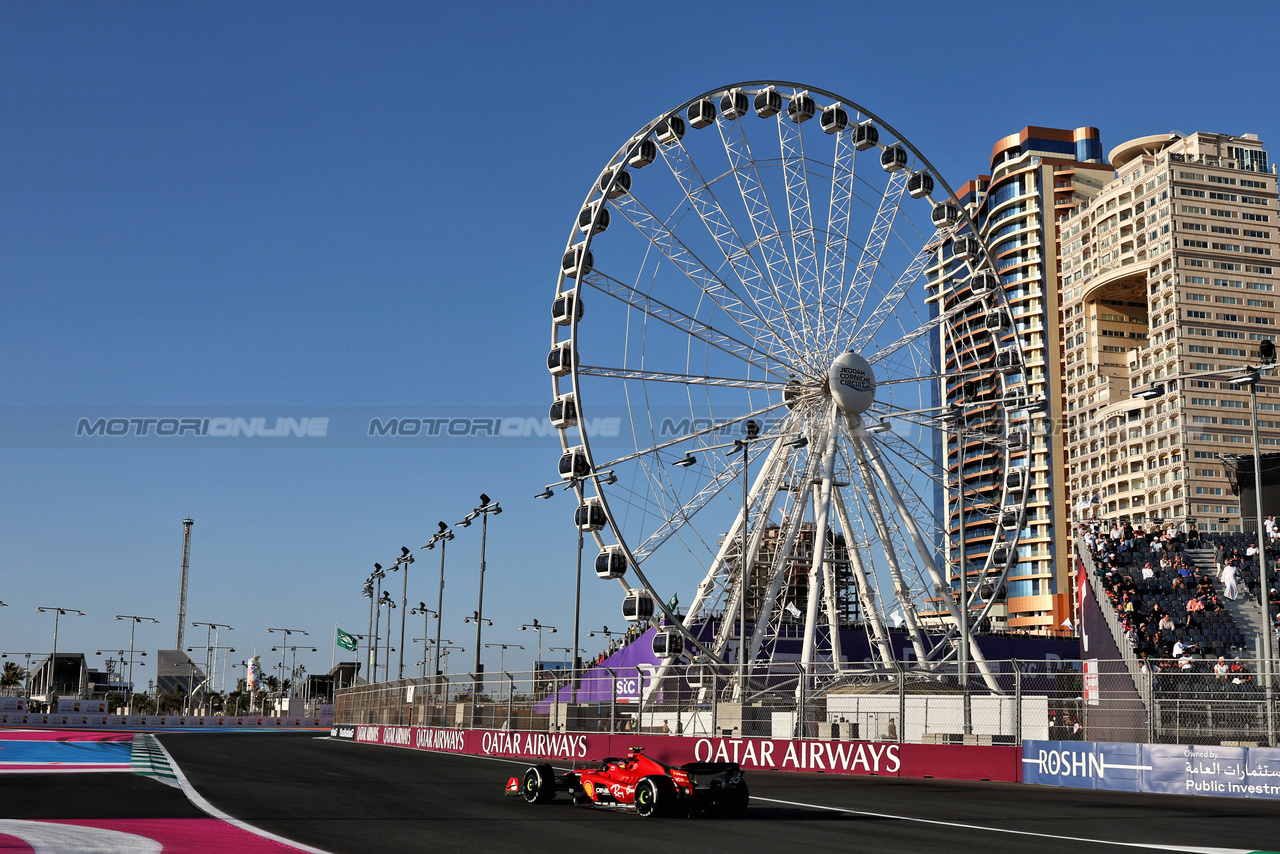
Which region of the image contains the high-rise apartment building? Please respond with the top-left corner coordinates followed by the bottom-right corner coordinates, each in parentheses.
top-left (1061, 132), bottom-right (1280, 533)
top-left (927, 127), bottom-right (1113, 634)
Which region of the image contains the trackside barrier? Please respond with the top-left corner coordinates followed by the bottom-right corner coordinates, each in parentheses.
top-left (330, 724), bottom-right (1019, 782)
top-left (0, 712), bottom-right (332, 728)
top-left (1023, 740), bottom-right (1280, 800)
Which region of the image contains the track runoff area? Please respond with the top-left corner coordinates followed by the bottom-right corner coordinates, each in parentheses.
top-left (0, 732), bottom-right (1249, 854)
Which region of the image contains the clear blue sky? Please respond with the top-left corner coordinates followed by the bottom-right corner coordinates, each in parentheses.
top-left (4, 0), bottom-right (1280, 685)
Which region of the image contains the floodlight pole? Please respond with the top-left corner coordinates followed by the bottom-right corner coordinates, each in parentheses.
top-left (1244, 371), bottom-right (1276, 745)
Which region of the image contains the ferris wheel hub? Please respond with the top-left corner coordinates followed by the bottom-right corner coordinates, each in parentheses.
top-left (827, 351), bottom-right (877, 416)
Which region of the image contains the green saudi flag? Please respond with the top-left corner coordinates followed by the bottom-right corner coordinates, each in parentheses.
top-left (336, 628), bottom-right (358, 651)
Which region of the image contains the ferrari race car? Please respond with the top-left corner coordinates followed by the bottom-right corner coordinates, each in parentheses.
top-left (507, 746), bottom-right (749, 818)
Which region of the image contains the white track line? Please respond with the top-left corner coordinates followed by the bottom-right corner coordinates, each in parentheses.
top-left (751, 796), bottom-right (1259, 854)
top-left (152, 737), bottom-right (336, 854)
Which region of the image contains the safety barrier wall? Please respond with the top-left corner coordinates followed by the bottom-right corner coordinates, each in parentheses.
top-left (0, 712), bottom-right (332, 728)
top-left (336, 658), bottom-right (1279, 747)
top-left (330, 723), bottom-right (1020, 782)
top-left (1023, 739), bottom-right (1280, 800)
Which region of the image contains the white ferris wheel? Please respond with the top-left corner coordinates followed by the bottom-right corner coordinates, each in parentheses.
top-left (548, 82), bottom-right (1033, 695)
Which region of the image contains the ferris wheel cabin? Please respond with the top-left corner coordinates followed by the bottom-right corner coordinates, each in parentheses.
top-left (598, 167), bottom-right (631, 199)
top-left (719, 88), bottom-right (749, 120)
top-left (595, 545), bottom-right (627, 580)
top-left (819, 103), bottom-right (848, 134)
top-left (547, 341), bottom-right (575, 376)
top-left (651, 628), bottom-right (684, 659)
top-left (753, 86), bottom-right (781, 118)
top-left (687, 98), bottom-right (717, 129)
top-left (880, 144), bottom-right (907, 172)
top-left (578, 201), bottom-right (610, 235)
top-left (575, 497), bottom-right (607, 532)
top-left (558, 446), bottom-right (591, 480)
top-left (549, 393), bottom-right (578, 429)
top-left (786, 91), bottom-right (815, 124)
top-left (622, 589), bottom-right (655, 622)
top-left (552, 289), bottom-right (584, 326)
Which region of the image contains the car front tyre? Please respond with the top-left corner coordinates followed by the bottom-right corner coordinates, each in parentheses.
top-left (522, 764), bottom-right (556, 804)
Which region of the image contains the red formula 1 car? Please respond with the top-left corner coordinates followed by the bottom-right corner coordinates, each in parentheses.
top-left (507, 747), bottom-right (748, 818)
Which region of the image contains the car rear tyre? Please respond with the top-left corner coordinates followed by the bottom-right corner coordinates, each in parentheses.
top-left (715, 781), bottom-right (749, 818)
top-left (522, 764), bottom-right (556, 804)
top-left (635, 775), bottom-right (677, 818)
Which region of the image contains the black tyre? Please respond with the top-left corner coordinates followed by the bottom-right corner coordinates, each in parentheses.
top-left (522, 764), bottom-right (556, 804)
top-left (635, 775), bottom-right (677, 818)
top-left (716, 780), bottom-right (749, 818)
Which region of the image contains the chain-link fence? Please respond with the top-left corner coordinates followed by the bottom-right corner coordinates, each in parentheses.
top-left (333, 658), bottom-right (1279, 746)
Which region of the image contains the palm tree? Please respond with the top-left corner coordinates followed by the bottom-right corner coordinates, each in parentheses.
top-left (206, 690), bottom-right (225, 714)
top-left (1, 662), bottom-right (27, 696)
top-left (225, 690), bottom-right (247, 715)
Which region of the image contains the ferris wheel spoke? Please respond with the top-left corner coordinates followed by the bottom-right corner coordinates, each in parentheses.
top-left (846, 230), bottom-right (946, 354)
top-left (579, 269), bottom-right (791, 378)
top-left (867, 288), bottom-right (988, 366)
top-left (658, 138), bottom-right (814, 370)
top-left (595, 400), bottom-right (791, 472)
top-left (716, 112), bottom-right (809, 347)
top-left (631, 452), bottom-right (745, 562)
top-left (819, 123), bottom-right (858, 353)
top-left (577, 365), bottom-right (786, 391)
top-left (776, 108), bottom-right (823, 345)
top-left (836, 168), bottom-right (909, 338)
top-left (610, 190), bottom-right (794, 360)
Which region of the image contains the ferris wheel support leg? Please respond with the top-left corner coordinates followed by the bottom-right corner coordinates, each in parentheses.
top-left (655, 435), bottom-right (791, 689)
top-left (713, 438), bottom-right (791, 671)
top-left (799, 404), bottom-right (839, 679)
top-left (747, 439), bottom-right (822, 667)
top-left (832, 490), bottom-right (896, 670)
top-left (852, 426), bottom-right (1002, 695)
top-left (731, 440), bottom-right (794, 695)
top-left (846, 433), bottom-right (929, 663)
top-left (819, 482), bottom-right (846, 672)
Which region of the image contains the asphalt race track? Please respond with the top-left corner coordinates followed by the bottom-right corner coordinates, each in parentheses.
top-left (143, 732), bottom-right (1280, 854)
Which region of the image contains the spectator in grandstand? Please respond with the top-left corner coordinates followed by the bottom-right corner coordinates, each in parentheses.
top-left (1187, 524), bottom-right (1201, 549)
top-left (1141, 562), bottom-right (1155, 580)
top-left (1218, 563), bottom-right (1239, 604)
top-left (1185, 594), bottom-right (1206, 627)
top-left (1266, 515), bottom-right (1277, 542)
top-left (1178, 652), bottom-right (1195, 671)
top-left (1214, 657), bottom-right (1229, 679)
top-left (1157, 612), bottom-right (1174, 634)
top-left (1173, 637), bottom-right (1197, 657)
